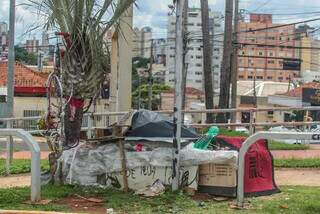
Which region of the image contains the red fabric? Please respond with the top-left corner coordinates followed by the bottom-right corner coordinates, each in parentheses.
top-left (135, 144), bottom-right (143, 152)
top-left (216, 135), bottom-right (278, 195)
top-left (68, 97), bottom-right (85, 108)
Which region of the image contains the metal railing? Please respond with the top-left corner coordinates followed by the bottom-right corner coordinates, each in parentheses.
top-left (236, 131), bottom-right (315, 207)
top-left (0, 129), bottom-right (41, 202)
top-left (1, 106), bottom-right (320, 136)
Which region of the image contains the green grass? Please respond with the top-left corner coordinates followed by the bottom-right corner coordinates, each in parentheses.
top-left (0, 185), bottom-right (320, 213)
top-left (218, 129), bottom-right (308, 150)
top-left (0, 159), bottom-right (50, 176)
top-left (275, 158), bottom-right (320, 168)
top-left (268, 141), bottom-right (309, 150)
top-left (218, 129), bottom-right (249, 137)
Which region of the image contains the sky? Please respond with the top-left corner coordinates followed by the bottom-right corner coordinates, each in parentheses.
top-left (2, 0), bottom-right (320, 43)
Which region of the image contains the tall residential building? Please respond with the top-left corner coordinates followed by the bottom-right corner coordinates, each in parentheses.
top-left (41, 31), bottom-right (49, 54)
top-left (153, 38), bottom-right (167, 64)
top-left (165, 8), bottom-right (224, 91)
top-left (299, 37), bottom-right (320, 74)
top-left (25, 37), bottom-right (40, 54)
top-left (132, 27), bottom-right (152, 59)
top-left (237, 14), bottom-right (299, 82)
top-left (0, 22), bottom-right (7, 34)
top-left (294, 24), bottom-right (320, 79)
top-left (0, 22), bottom-right (8, 61)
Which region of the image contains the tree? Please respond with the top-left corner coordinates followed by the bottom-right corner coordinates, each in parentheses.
top-left (15, 46), bottom-right (37, 65)
top-left (132, 57), bottom-right (150, 91)
top-left (132, 84), bottom-right (171, 110)
top-left (28, 0), bottom-right (135, 147)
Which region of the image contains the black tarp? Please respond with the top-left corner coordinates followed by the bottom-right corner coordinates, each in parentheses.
top-left (125, 110), bottom-right (198, 141)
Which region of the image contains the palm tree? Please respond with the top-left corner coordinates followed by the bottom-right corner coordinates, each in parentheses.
top-left (28, 0), bottom-right (135, 147)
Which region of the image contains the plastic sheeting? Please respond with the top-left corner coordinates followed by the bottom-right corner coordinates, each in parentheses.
top-left (125, 110), bottom-right (199, 142)
top-left (56, 142), bottom-right (237, 190)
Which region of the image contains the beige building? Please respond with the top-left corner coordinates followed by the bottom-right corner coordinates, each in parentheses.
top-left (160, 88), bottom-right (204, 111)
top-left (238, 14), bottom-right (299, 82)
top-left (299, 37), bottom-right (320, 75)
top-left (132, 27), bottom-right (152, 58)
top-left (237, 81), bottom-right (294, 124)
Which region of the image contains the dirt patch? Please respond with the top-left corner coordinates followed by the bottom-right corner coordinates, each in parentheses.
top-left (271, 150), bottom-right (320, 159)
top-left (0, 151), bottom-right (50, 160)
top-left (275, 168), bottom-right (320, 186)
top-left (56, 196), bottom-right (106, 214)
top-left (0, 174), bottom-right (30, 188)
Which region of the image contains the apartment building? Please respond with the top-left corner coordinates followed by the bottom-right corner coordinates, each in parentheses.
top-left (153, 38), bottom-right (167, 64)
top-left (132, 27), bottom-right (152, 58)
top-left (166, 8), bottom-right (224, 91)
top-left (238, 14), bottom-right (300, 82)
top-left (25, 37), bottom-right (40, 54)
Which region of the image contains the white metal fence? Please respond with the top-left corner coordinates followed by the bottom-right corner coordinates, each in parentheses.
top-left (1, 106), bottom-right (320, 135)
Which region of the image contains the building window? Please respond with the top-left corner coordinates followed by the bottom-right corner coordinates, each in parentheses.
top-left (269, 52), bottom-right (274, 57)
top-left (196, 63), bottom-right (202, 67)
top-left (196, 55), bottom-right (202, 59)
top-left (256, 76), bottom-right (263, 80)
top-left (195, 71), bottom-right (202, 75)
top-left (267, 76), bottom-right (273, 80)
top-left (197, 23), bottom-right (202, 26)
top-left (239, 75), bottom-right (244, 79)
top-left (259, 52), bottom-right (263, 56)
top-left (278, 77), bottom-right (283, 80)
top-left (268, 60), bottom-right (275, 64)
top-left (248, 75), bottom-right (253, 79)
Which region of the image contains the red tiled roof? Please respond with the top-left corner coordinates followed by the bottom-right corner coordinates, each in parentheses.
top-left (277, 82), bottom-right (320, 97)
top-left (0, 62), bottom-right (48, 87)
top-left (167, 87), bottom-right (204, 95)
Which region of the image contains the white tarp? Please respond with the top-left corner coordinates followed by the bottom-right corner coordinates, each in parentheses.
top-left (56, 143), bottom-right (237, 190)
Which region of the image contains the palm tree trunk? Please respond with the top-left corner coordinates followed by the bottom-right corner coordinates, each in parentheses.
top-left (64, 99), bottom-right (84, 147)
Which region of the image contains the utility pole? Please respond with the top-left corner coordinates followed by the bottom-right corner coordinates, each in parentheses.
top-left (6, 0), bottom-right (16, 174)
top-left (218, 0), bottom-right (234, 123)
top-left (231, 0), bottom-right (240, 124)
top-left (148, 39), bottom-right (153, 110)
top-left (172, 0), bottom-right (185, 191)
top-left (181, 0), bottom-right (188, 124)
top-left (201, 0), bottom-right (214, 123)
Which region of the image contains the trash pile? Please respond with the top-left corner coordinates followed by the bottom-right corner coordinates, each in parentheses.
top-left (55, 110), bottom-right (237, 191)
top-left (54, 110), bottom-right (278, 198)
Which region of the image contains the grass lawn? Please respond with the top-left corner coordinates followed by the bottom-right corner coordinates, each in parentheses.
top-left (0, 185), bottom-right (320, 213)
top-left (218, 129), bottom-right (309, 150)
top-left (268, 141), bottom-right (308, 150)
top-left (0, 159), bottom-right (50, 176)
top-left (275, 158), bottom-right (320, 168)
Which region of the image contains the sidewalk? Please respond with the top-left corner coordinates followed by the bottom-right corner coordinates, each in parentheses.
top-left (0, 151), bottom-right (50, 160)
top-left (271, 150), bottom-right (320, 159)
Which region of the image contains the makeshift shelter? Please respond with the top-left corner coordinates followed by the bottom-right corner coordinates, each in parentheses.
top-left (125, 110), bottom-right (198, 142)
top-left (198, 135), bottom-right (279, 197)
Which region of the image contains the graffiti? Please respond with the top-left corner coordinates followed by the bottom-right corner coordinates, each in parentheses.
top-left (312, 134), bottom-right (320, 141)
top-left (104, 166), bottom-right (198, 189)
top-left (140, 166), bottom-right (156, 178)
top-left (180, 171), bottom-right (189, 188)
top-left (106, 174), bottom-right (121, 189)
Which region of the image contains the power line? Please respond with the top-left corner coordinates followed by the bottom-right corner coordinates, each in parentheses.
top-left (236, 43), bottom-right (320, 50)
